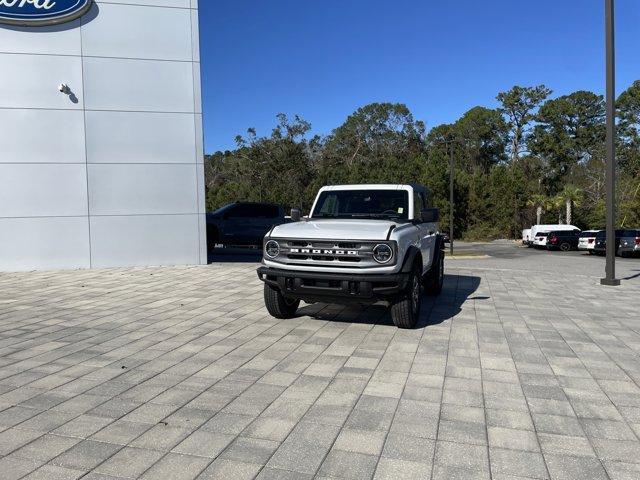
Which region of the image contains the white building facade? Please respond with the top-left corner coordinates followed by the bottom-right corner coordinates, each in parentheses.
top-left (0, 0), bottom-right (206, 271)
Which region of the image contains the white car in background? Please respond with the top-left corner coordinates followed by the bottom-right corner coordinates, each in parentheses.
top-left (578, 230), bottom-right (601, 254)
top-left (533, 232), bottom-right (550, 248)
top-left (522, 228), bottom-right (532, 246)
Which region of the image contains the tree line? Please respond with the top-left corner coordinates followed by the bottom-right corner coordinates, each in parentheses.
top-left (205, 81), bottom-right (640, 240)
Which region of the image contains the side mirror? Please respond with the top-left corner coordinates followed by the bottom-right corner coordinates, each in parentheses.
top-left (420, 208), bottom-right (440, 223)
top-left (290, 208), bottom-right (302, 222)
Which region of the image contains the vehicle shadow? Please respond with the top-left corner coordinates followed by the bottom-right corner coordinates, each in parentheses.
top-left (296, 274), bottom-right (482, 329)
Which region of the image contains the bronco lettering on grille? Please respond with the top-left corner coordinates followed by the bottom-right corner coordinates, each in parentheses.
top-left (290, 248), bottom-right (358, 256)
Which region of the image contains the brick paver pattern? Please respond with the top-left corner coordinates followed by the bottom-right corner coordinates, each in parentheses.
top-left (0, 261), bottom-right (639, 479)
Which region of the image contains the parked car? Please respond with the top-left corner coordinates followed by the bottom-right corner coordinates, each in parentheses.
top-left (530, 224), bottom-right (580, 249)
top-left (530, 224), bottom-right (580, 241)
top-left (533, 231), bottom-right (550, 248)
top-left (578, 230), bottom-right (602, 254)
top-left (522, 228), bottom-right (532, 246)
top-left (593, 229), bottom-right (625, 256)
top-left (206, 202), bottom-right (288, 249)
top-left (547, 230), bottom-right (580, 251)
top-left (257, 184), bottom-right (444, 329)
top-left (618, 229), bottom-right (640, 257)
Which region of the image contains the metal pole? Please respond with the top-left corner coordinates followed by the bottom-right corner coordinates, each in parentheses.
top-left (449, 142), bottom-right (454, 256)
top-left (601, 0), bottom-right (620, 286)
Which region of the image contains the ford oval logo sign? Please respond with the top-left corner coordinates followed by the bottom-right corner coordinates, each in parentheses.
top-left (0, 0), bottom-right (93, 26)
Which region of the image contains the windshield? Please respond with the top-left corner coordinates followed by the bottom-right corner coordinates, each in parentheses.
top-left (596, 230), bottom-right (625, 238)
top-left (211, 203), bottom-right (234, 216)
top-left (312, 190), bottom-right (409, 220)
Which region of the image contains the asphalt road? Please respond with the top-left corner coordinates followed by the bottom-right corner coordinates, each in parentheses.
top-left (448, 240), bottom-right (640, 282)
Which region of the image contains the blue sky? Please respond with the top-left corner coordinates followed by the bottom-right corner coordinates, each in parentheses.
top-left (200, 0), bottom-right (640, 153)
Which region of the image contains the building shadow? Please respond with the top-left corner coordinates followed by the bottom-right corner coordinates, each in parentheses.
top-left (296, 274), bottom-right (482, 329)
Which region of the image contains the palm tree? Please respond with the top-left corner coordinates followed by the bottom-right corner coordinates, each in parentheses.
top-left (559, 185), bottom-right (582, 225)
top-left (551, 195), bottom-right (565, 224)
top-left (527, 194), bottom-right (549, 224)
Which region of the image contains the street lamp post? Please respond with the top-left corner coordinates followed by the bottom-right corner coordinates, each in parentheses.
top-left (448, 142), bottom-right (455, 257)
top-left (431, 137), bottom-right (457, 255)
top-left (601, 0), bottom-right (620, 286)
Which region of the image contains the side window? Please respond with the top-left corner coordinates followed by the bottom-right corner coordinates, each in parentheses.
top-left (226, 204), bottom-right (253, 218)
top-left (413, 193), bottom-right (424, 219)
top-left (224, 205), bottom-right (240, 218)
top-left (253, 205), bottom-right (279, 218)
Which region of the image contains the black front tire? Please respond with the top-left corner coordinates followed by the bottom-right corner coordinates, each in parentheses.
top-left (264, 284), bottom-right (300, 319)
top-left (560, 242), bottom-right (571, 252)
top-left (390, 266), bottom-right (422, 329)
top-left (425, 251), bottom-right (444, 296)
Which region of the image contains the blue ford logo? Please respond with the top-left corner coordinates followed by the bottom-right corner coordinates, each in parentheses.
top-left (0, 0), bottom-right (92, 26)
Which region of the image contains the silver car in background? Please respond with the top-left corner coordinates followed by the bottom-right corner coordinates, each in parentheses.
top-left (618, 229), bottom-right (640, 257)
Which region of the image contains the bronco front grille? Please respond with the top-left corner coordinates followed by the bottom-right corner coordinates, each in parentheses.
top-left (268, 239), bottom-right (396, 268)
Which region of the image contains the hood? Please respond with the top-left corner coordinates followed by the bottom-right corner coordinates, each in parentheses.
top-left (270, 219), bottom-right (399, 241)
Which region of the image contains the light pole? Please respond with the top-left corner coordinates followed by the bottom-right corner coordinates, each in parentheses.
top-left (448, 142), bottom-right (455, 257)
top-left (601, 0), bottom-right (620, 286)
top-left (431, 137), bottom-right (457, 256)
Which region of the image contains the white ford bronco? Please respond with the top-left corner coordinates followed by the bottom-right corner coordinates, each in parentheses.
top-left (257, 184), bottom-right (444, 328)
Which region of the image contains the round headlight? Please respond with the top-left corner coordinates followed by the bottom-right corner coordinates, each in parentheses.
top-left (265, 240), bottom-right (280, 259)
top-left (373, 244), bottom-right (393, 263)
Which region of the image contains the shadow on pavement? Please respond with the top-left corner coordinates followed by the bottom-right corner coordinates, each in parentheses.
top-left (417, 274), bottom-right (481, 328)
top-left (297, 274), bottom-right (482, 329)
top-left (622, 270), bottom-right (640, 281)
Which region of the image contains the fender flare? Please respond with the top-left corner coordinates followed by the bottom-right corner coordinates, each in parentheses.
top-left (400, 246), bottom-right (422, 273)
top-left (432, 235), bottom-right (446, 267)
top-left (401, 236), bottom-right (445, 274)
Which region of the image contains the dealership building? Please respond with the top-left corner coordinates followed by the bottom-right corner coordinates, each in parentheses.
top-left (0, 0), bottom-right (206, 271)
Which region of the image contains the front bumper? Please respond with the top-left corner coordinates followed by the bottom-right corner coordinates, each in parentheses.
top-left (257, 266), bottom-right (410, 303)
top-left (618, 244), bottom-right (639, 254)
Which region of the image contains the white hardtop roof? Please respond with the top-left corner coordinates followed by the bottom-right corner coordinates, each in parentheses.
top-left (319, 184), bottom-right (418, 191)
top-left (532, 224), bottom-right (579, 228)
